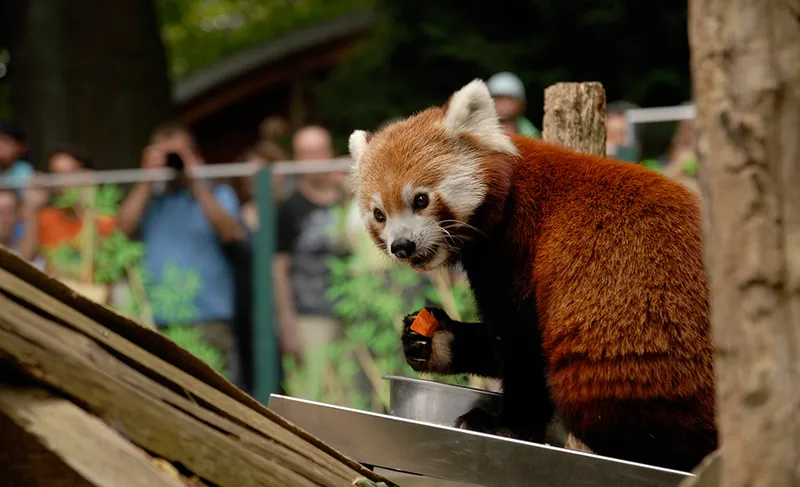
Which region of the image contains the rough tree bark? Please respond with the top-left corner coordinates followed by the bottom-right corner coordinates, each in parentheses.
top-left (542, 82), bottom-right (607, 157)
top-left (6, 0), bottom-right (173, 170)
top-left (688, 0), bottom-right (800, 485)
top-left (541, 81), bottom-right (607, 452)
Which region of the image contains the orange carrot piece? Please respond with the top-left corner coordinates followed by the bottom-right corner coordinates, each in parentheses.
top-left (410, 309), bottom-right (440, 337)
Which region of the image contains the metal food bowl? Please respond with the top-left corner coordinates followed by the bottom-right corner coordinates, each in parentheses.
top-left (385, 375), bottom-right (501, 428)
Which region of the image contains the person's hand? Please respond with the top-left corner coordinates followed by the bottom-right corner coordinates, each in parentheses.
top-left (279, 320), bottom-right (303, 364)
top-left (142, 145), bottom-right (165, 169)
top-left (173, 146), bottom-right (197, 169)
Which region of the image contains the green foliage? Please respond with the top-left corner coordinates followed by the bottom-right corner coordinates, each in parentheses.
top-left (45, 245), bottom-right (83, 279)
top-left (162, 325), bottom-right (227, 377)
top-left (47, 186), bottom-right (140, 283)
top-left (94, 231), bottom-right (145, 284)
top-left (682, 156), bottom-right (698, 177)
top-left (148, 262), bottom-right (203, 325)
top-left (311, 0), bottom-right (692, 153)
top-left (639, 159), bottom-right (664, 172)
top-left (156, 0), bottom-right (373, 80)
top-left (44, 183), bottom-right (225, 376)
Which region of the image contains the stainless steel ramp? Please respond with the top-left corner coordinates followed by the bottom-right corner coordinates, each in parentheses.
top-left (268, 395), bottom-right (692, 487)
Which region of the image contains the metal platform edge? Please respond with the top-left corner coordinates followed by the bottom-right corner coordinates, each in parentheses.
top-left (268, 394), bottom-right (692, 487)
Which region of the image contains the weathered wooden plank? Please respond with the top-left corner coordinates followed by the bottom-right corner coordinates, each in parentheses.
top-left (0, 266), bottom-right (377, 485)
top-left (0, 385), bottom-right (187, 487)
top-left (0, 292), bottom-right (356, 487)
top-left (0, 250), bottom-right (388, 486)
top-left (0, 411), bottom-right (95, 487)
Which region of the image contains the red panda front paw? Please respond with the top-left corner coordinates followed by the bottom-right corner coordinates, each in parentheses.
top-left (401, 307), bottom-right (454, 374)
top-left (454, 408), bottom-right (519, 439)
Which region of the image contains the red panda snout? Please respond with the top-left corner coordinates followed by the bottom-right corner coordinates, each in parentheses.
top-left (378, 210), bottom-right (452, 271)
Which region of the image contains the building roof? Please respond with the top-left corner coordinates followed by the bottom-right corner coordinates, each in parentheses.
top-left (172, 8), bottom-right (375, 106)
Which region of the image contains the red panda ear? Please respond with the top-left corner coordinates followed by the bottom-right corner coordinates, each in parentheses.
top-left (442, 93), bottom-right (454, 113)
top-left (442, 79), bottom-right (518, 156)
top-left (348, 130), bottom-right (372, 172)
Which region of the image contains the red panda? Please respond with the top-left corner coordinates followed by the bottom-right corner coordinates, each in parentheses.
top-left (347, 79), bottom-right (717, 473)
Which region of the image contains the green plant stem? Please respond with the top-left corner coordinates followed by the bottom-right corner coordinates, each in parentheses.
top-left (354, 346), bottom-right (390, 408)
top-left (325, 363), bottom-right (346, 405)
top-left (127, 264), bottom-right (155, 328)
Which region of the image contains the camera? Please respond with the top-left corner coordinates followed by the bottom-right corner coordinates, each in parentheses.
top-left (166, 152), bottom-right (184, 171)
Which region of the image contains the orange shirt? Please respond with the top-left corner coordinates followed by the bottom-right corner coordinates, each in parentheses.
top-left (37, 207), bottom-right (116, 249)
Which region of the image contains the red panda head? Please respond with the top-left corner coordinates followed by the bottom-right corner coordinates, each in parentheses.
top-left (348, 79), bottom-right (518, 272)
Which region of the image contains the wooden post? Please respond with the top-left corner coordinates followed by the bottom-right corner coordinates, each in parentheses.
top-left (541, 81), bottom-right (607, 452)
top-left (542, 82), bottom-right (607, 156)
top-left (687, 0), bottom-right (800, 485)
top-left (253, 166), bottom-right (280, 404)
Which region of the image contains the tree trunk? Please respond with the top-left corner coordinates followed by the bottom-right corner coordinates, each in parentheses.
top-left (541, 81), bottom-right (607, 452)
top-left (7, 0), bottom-right (173, 170)
top-left (542, 82), bottom-right (606, 156)
top-left (689, 0), bottom-right (800, 485)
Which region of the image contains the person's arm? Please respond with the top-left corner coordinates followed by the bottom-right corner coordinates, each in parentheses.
top-left (188, 180), bottom-right (245, 243)
top-left (118, 146), bottom-right (163, 237)
top-left (273, 252), bottom-right (301, 358)
top-left (17, 176), bottom-right (49, 262)
top-left (17, 204), bottom-right (41, 262)
top-left (272, 202), bottom-right (301, 359)
top-left (117, 181), bottom-right (152, 237)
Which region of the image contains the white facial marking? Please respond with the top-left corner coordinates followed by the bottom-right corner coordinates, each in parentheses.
top-left (425, 153), bottom-right (486, 221)
top-left (401, 184), bottom-right (416, 204)
top-left (442, 79), bottom-right (519, 156)
top-left (348, 130), bottom-right (371, 172)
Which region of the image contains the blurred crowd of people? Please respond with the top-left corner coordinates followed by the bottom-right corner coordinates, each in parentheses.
top-left (0, 71), bottom-right (699, 395)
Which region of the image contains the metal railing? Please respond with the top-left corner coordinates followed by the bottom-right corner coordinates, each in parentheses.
top-left (624, 104), bottom-right (696, 157)
top-left (1, 157), bottom-right (354, 405)
top-left (0, 157), bottom-right (354, 189)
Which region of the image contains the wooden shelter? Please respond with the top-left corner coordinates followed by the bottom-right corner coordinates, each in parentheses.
top-left (0, 248), bottom-right (392, 487)
top-left (174, 8), bottom-right (375, 165)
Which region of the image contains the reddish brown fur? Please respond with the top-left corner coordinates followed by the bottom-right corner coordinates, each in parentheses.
top-left (508, 136), bottom-right (716, 465)
top-left (357, 106), bottom-right (717, 471)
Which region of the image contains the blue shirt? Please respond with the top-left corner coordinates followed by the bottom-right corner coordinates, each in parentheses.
top-left (1, 160), bottom-right (34, 241)
top-left (141, 183), bottom-right (241, 326)
top-left (0, 159), bottom-right (34, 196)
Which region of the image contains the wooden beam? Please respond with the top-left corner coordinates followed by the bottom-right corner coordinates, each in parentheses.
top-left (0, 249), bottom-right (394, 487)
top-left (180, 40), bottom-right (357, 125)
top-left (688, 0), bottom-right (800, 485)
top-left (0, 385), bottom-right (187, 487)
top-left (0, 409), bottom-right (96, 487)
top-left (0, 251), bottom-right (387, 485)
top-left (542, 82), bottom-right (607, 156)
top-left (0, 292), bottom-right (348, 486)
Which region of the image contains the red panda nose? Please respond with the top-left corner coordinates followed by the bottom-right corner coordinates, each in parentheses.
top-left (390, 238), bottom-right (417, 259)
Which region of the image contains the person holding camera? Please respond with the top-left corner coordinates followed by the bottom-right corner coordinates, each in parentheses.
top-left (118, 121), bottom-right (246, 384)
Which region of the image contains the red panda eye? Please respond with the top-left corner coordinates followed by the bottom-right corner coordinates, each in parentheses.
top-left (413, 193), bottom-right (429, 211)
top-left (373, 208), bottom-right (386, 223)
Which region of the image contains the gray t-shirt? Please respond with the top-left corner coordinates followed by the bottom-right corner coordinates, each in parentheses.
top-left (277, 191), bottom-right (346, 317)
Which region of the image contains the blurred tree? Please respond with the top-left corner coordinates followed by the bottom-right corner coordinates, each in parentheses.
top-left (156, 0), bottom-right (373, 80)
top-left (311, 0), bottom-right (691, 153)
top-left (2, 0), bottom-right (173, 170)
